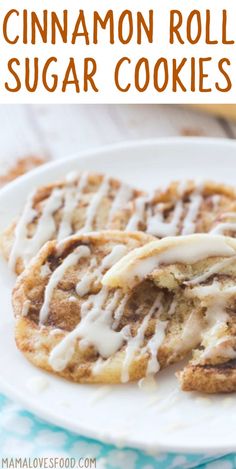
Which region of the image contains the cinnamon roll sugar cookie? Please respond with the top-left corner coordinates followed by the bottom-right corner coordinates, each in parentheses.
top-left (103, 234), bottom-right (236, 393)
top-left (1, 172), bottom-right (144, 274)
top-left (13, 231), bottom-right (205, 384)
top-left (3, 176), bottom-right (236, 275)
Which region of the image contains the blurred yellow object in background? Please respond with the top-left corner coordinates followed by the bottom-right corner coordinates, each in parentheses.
top-left (191, 104), bottom-right (236, 120)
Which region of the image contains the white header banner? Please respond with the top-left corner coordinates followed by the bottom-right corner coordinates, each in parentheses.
top-left (0, 0), bottom-right (236, 103)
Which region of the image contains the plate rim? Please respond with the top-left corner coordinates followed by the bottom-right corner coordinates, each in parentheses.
top-left (0, 356), bottom-right (235, 455)
top-left (1, 136), bottom-right (236, 454)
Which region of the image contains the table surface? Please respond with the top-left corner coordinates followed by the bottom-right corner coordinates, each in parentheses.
top-left (0, 104), bottom-right (236, 182)
top-left (0, 104), bottom-right (236, 468)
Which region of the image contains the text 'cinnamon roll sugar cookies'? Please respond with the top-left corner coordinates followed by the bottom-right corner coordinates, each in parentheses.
top-left (4, 170), bottom-right (236, 393)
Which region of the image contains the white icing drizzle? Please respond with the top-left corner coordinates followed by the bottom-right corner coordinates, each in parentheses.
top-left (78, 177), bottom-right (110, 233)
top-left (22, 300), bottom-right (30, 317)
top-left (121, 296), bottom-right (162, 383)
top-left (92, 357), bottom-right (107, 375)
top-left (144, 299), bottom-right (175, 375)
top-left (147, 183), bottom-right (204, 237)
top-left (146, 184), bottom-right (236, 238)
top-left (58, 172), bottom-right (88, 241)
top-left (49, 332), bottom-right (78, 372)
top-left (75, 171), bottom-right (89, 202)
top-left (146, 320), bottom-right (167, 374)
top-left (78, 307), bottom-right (123, 357)
top-left (76, 245), bottom-right (127, 297)
top-left (9, 191), bottom-right (37, 270)
top-left (76, 258), bottom-right (98, 297)
top-left (146, 201), bottom-right (183, 237)
top-left (76, 289), bottom-right (125, 357)
top-left (182, 194), bottom-right (202, 235)
top-left (10, 188), bottom-right (63, 270)
top-left (68, 296), bottom-right (77, 303)
top-left (190, 283), bottom-right (236, 300)
top-left (39, 245), bottom-right (91, 323)
top-left (201, 313), bottom-right (235, 360)
top-left (104, 235), bottom-right (235, 288)
top-left (49, 287), bottom-right (125, 372)
top-left (168, 299), bottom-right (177, 316)
top-left (108, 184), bottom-right (133, 222)
top-left (138, 375), bottom-right (158, 392)
top-left (76, 276), bottom-right (94, 298)
top-left (57, 186), bottom-right (78, 241)
top-left (32, 189), bottom-right (63, 243)
top-left (180, 311), bottom-right (202, 350)
top-left (188, 282), bottom-right (236, 360)
top-left (126, 196), bottom-right (147, 231)
top-left (89, 290), bottom-right (129, 375)
top-left (121, 310), bottom-right (150, 383)
top-left (210, 222), bottom-right (236, 235)
top-left (186, 256), bottom-right (236, 286)
top-left (101, 245), bottom-right (128, 269)
top-left (40, 263), bottom-right (51, 278)
top-left (112, 294), bottom-right (129, 329)
top-left (202, 334), bottom-right (236, 360)
top-left (80, 282), bottom-right (109, 317)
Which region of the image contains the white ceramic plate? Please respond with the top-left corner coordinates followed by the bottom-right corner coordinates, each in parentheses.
top-left (1, 137), bottom-right (236, 455)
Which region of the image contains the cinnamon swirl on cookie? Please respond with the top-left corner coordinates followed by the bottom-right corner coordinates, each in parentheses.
top-left (113, 180), bottom-right (236, 238)
top-left (1, 172), bottom-right (144, 274)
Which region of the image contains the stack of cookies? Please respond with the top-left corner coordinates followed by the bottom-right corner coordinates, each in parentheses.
top-left (3, 171), bottom-right (236, 393)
